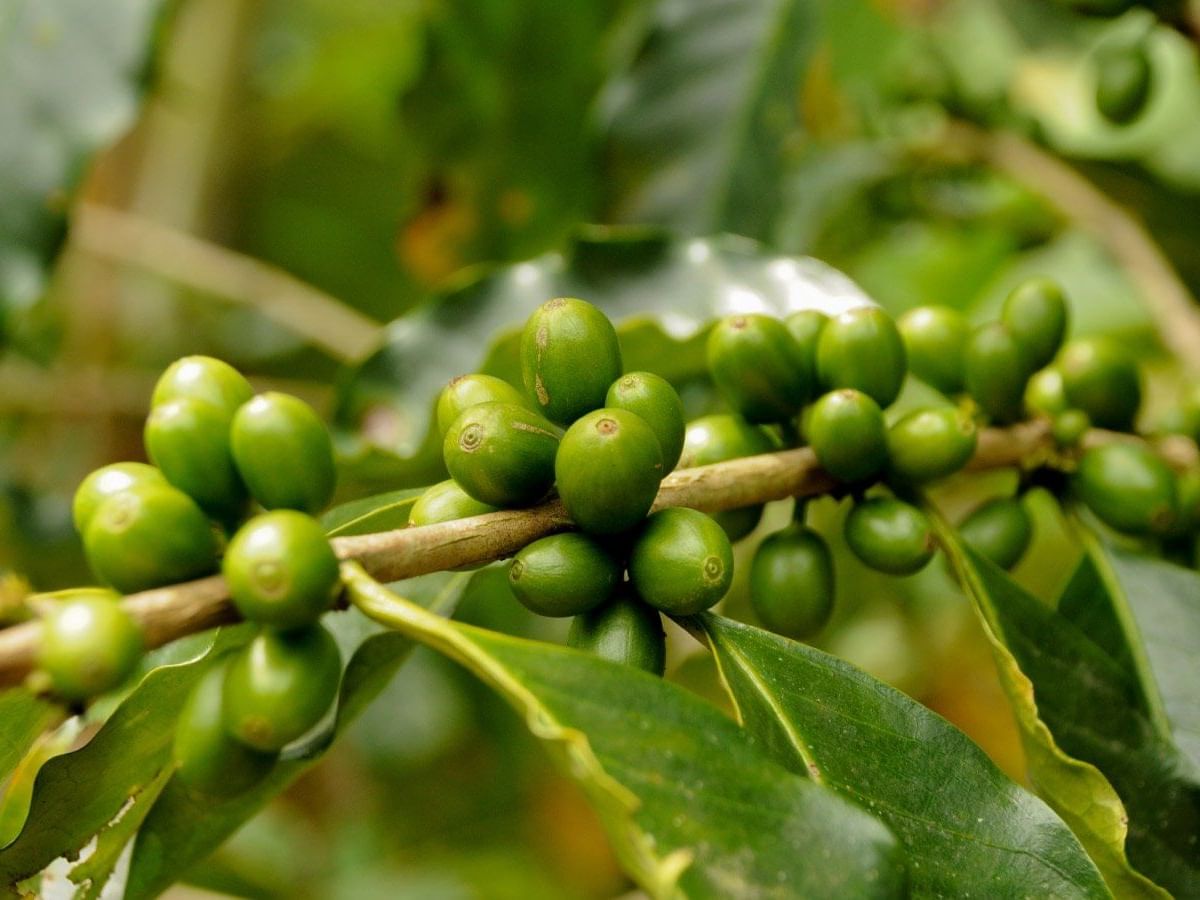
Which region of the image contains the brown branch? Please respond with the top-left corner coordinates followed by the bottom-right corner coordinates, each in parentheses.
top-left (0, 417), bottom-right (1192, 689)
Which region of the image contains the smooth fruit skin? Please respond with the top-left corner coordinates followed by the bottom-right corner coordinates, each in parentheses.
top-left (1024, 367), bottom-right (1068, 417)
top-left (816, 307), bottom-right (907, 407)
top-left (1095, 43), bottom-right (1152, 125)
top-left (38, 590), bottom-right (143, 700)
top-left (409, 479), bottom-right (499, 526)
top-left (706, 314), bottom-right (810, 423)
top-left (1075, 443), bottom-right (1177, 536)
top-left (964, 322), bottom-right (1027, 424)
top-left (436, 374), bottom-right (528, 437)
top-left (1052, 409), bottom-right (1091, 448)
top-left (72, 462), bottom-right (165, 534)
top-left (678, 414), bottom-right (776, 539)
top-left (174, 661), bottom-right (277, 796)
top-left (231, 393), bottom-right (337, 514)
top-left (443, 402), bottom-right (560, 507)
top-left (605, 372), bottom-right (686, 470)
top-left (1058, 336), bottom-right (1141, 431)
top-left (84, 483), bottom-right (220, 593)
top-left (555, 408), bottom-right (664, 534)
top-left (886, 407), bottom-right (977, 484)
top-left (223, 511), bottom-right (340, 628)
top-left (222, 624), bottom-right (341, 752)
top-left (520, 297), bottom-right (622, 426)
top-left (784, 309), bottom-right (828, 392)
top-left (152, 356), bottom-right (253, 418)
top-left (844, 497), bottom-right (936, 576)
top-left (568, 593), bottom-right (665, 676)
top-left (509, 533), bottom-right (620, 617)
top-left (145, 398), bottom-right (246, 520)
top-left (749, 525), bottom-right (834, 640)
top-left (1001, 278), bottom-right (1068, 372)
top-left (959, 497), bottom-right (1033, 570)
top-left (628, 508), bottom-right (733, 615)
top-left (807, 389), bottom-right (888, 484)
top-left (897, 306), bottom-right (968, 395)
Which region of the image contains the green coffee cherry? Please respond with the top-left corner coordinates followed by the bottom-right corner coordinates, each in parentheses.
top-left (72, 463), bottom-right (166, 535)
top-left (1075, 443), bottom-right (1177, 536)
top-left (174, 660), bottom-right (277, 796)
top-left (231, 393), bottom-right (336, 514)
top-left (1058, 336), bottom-right (1141, 431)
top-left (844, 497), bottom-right (935, 576)
top-left (1052, 409), bottom-right (1091, 448)
top-left (605, 372), bottom-right (686, 470)
top-left (555, 409), bottom-right (663, 534)
top-left (568, 592), bottom-right (665, 676)
top-left (784, 310), bottom-right (828, 391)
top-left (964, 322), bottom-right (1027, 424)
top-left (1095, 43), bottom-right (1152, 126)
top-left (816, 307), bottom-right (907, 407)
top-left (443, 402), bottom-right (560, 507)
top-left (897, 306), bottom-right (969, 395)
top-left (679, 415), bottom-right (777, 540)
top-left (436, 374), bottom-right (528, 437)
top-left (807, 389), bottom-right (888, 484)
top-left (84, 483), bottom-right (220, 593)
top-left (152, 356), bottom-right (254, 418)
top-left (409, 479), bottom-right (499, 526)
top-left (1001, 278), bottom-right (1068, 372)
top-left (749, 525), bottom-right (834, 640)
top-left (223, 511), bottom-right (340, 629)
top-left (222, 624), bottom-right (341, 752)
top-left (37, 589), bottom-right (143, 701)
top-left (1170, 467), bottom-right (1200, 536)
top-left (959, 497), bottom-right (1033, 570)
top-left (145, 398), bottom-right (246, 520)
top-left (508, 533), bottom-right (620, 617)
top-left (1025, 367), bottom-right (1068, 417)
top-left (628, 508), bottom-right (733, 615)
top-left (521, 298), bottom-right (622, 426)
top-left (706, 314), bottom-right (810, 423)
top-left (886, 407), bottom-right (977, 484)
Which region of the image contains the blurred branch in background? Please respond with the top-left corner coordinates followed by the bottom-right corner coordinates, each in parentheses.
top-left (72, 204), bottom-right (384, 362)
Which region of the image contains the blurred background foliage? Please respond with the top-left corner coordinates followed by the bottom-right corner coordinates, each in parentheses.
top-left (3, 0), bottom-right (1200, 896)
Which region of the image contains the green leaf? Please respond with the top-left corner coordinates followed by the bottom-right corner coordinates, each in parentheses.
top-left (124, 571), bottom-right (470, 900)
top-left (935, 516), bottom-right (1188, 899)
top-left (693, 613), bottom-right (1111, 898)
top-left (320, 487), bottom-right (425, 537)
top-left (0, 0), bottom-right (166, 316)
top-left (0, 690), bottom-right (58, 783)
top-left (343, 565), bottom-right (906, 899)
top-left (599, 0), bottom-right (818, 239)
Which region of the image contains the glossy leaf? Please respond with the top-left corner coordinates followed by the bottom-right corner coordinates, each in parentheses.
top-left (693, 613), bottom-right (1110, 898)
top-left (320, 487), bottom-right (425, 537)
top-left (343, 565), bottom-right (906, 898)
top-left (0, 690), bottom-right (58, 783)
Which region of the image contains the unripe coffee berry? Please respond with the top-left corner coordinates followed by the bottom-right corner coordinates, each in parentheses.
top-left (605, 372), bottom-right (686, 470)
top-left (629, 508), bottom-right (733, 615)
top-left (1058, 336), bottom-right (1141, 431)
top-left (1095, 42), bottom-right (1152, 125)
top-left (521, 298), bottom-right (622, 426)
top-left (222, 624), bottom-right (341, 752)
top-left (72, 462), bottom-right (165, 534)
top-left (964, 322), bottom-right (1027, 424)
top-left (844, 497), bottom-right (935, 576)
top-left (84, 483), bottom-right (220, 593)
top-left (145, 398), bottom-right (246, 520)
top-left (174, 660), bottom-right (277, 796)
top-left (707, 314), bottom-right (810, 423)
top-left (444, 402), bottom-right (560, 507)
top-left (436, 374), bottom-right (528, 437)
top-left (1075, 443), bottom-right (1177, 536)
top-left (897, 306), bottom-right (968, 395)
top-left (409, 479), bottom-right (499, 526)
top-left (1001, 278), bottom-right (1068, 372)
top-left (1024, 367), bottom-right (1068, 417)
top-left (152, 356), bottom-right (253, 418)
top-left (749, 525), bottom-right (834, 640)
top-left (1052, 409), bottom-right (1091, 448)
top-left (784, 309), bottom-right (828, 392)
top-left (959, 497), bottom-right (1033, 570)
top-left (886, 406), bottom-right (977, 484)
top-left (231, 393), bottom-right (336, 514)
top-left (38, 589), bottom-right (143, 700)
top-left (816, 307), bottom-right (907, 407)
top-left (807, 389), bottom-right (888, 483)
top-left (555, 408), bottom-right (663, 534)
top-left (223, 511), bottom-right (340, 629)
top-left (568, 592), bottom-right (666, 676)
top-left (679, 414), bottom-right (777, 540)
top-left (509, 533), bottom-right (620, 617)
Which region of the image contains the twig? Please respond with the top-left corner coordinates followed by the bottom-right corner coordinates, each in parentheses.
top-left (71, 204), bottom-right (384, 363)
top-left (928, 122), bottom-right (1200, 374)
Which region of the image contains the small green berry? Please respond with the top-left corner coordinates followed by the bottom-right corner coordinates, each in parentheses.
top-left (1025, 367), bottom-right (1068, 417)
top-left (807, 389), bottom-right (888, 484)
top-left (231, 393), bottom-right (337, 514)
top-left (1095, 42), bottom-right (1152, 126)
top-left (151, 356), bottom-right (253, 418)
top-left (1075, 443), bottom-right (1177, 536)
top-left (897, 306), bottom-right (969, 395)
top-left (959, 497), bottom-right (1033, 570)
top-left (1058, 336), bottom-right (1141, 431)
top-left (816, 307), bottom-right (907, 407)
top-left (72, 463), bottom-right (165, 535)
top-left (679, 415), bottom-right (777, 540)
top-left (568, 592), bottom-right (665, 676)
top-left (844, 497), bottom-right (935, 576)
top-left (1052, 409), bottom-right (1091, 448)
top-left (409, 479), bottom-right (499, 526)
top-left (784, 310), bottom-right (828, 392)
top-left (443, 402), bottom-right (560, 507)
top-left (707, 314), bottom-right (810, 423)
top-left (628, 508), bottom-right (733, 615)
top-left (886, 407), bottom-right (977, 484)
top-left (509, 533), bottom-right (620, 617)
top-left (964, 322), bottom-right (1027, 424)
top-left (436, 374), bottom-right (528, 437)
top-left (605, 372), bottom-right (686, 471)
top-left (38, 589), bottom-right (143, 701)
top-left (145, 398), bottom-right (246, 520)
top-left (749, 525), bottom-right (834, 640)
top-left (521, 298), bottom-right (622, 426)
top-left (1001, 278), bottom-right (1068, 372)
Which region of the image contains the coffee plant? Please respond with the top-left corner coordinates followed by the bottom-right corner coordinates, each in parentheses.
top-left (2, 1), bottom-right (1200, 898)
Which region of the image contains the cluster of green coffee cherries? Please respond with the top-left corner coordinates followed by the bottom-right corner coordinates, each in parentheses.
top-left (46, 357), bottom-right (344, 795)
